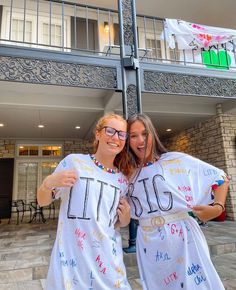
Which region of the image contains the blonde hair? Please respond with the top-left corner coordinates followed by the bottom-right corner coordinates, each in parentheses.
top-left (92, 113), bottom-right (130, 176)
top-left (93, 113), bottom-right (126, 152)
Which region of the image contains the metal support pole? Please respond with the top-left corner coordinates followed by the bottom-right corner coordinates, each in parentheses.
top-left (118, 0), bottom-right (141, 253)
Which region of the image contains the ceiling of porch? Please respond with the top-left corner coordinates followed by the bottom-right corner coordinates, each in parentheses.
top-left (0, 80), bottom-right (235, 140)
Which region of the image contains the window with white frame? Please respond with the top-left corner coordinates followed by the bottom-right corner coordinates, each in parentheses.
top-left (42, 22), bottom-right (62, 46)
top-left (169, 42), bottom-right (181, 62)
top-left (138, 27), bottom-right (166, 60)
top-left (146, 38), bottom-right (162, 59)
top-left (1, 7), bottom-right (70, 49)
top-left (11, 19), bottom-right (32, 42)
top-left (1, 9), bottom-right (36, 43)
top-left (137, 25), bottom-right (182, 62)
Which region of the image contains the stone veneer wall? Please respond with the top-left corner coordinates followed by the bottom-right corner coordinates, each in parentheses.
top-left (2, 130), bottom-right (235, 219)
top-left (0, 139), bottom-right (93, 158)
top-left (64, 139), bottom-right (93, 156)
top-left (0, 140), bottom-right (15, 158)
top-left (163, 113), bottom-right (236, 221)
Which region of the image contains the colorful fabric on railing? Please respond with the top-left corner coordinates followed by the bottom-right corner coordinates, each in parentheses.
top-left (178, 44), bottom-right (236, 70)
top-left (162, 18), bottom-right (236, 50)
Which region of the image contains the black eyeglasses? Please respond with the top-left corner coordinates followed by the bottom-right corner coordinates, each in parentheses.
top-left (102, 126), bottom-right (128, 141)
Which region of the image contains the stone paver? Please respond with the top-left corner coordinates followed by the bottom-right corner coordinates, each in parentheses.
top-left (0, 219), bottom-right (235, 289)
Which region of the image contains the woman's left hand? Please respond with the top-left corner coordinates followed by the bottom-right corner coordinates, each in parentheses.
top-left (116, 197), bottom-right (131, 228)
top-left (192, 204), bottom-right (223, 222)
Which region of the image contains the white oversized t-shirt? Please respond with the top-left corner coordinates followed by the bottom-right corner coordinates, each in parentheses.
top-left (46, 154), bottom-right (131, 290)
top-left (129, 152), bottom-right (227, 290)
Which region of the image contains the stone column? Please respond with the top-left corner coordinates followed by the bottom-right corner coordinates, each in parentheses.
top-left (163, 103), bottom-right (236, 220)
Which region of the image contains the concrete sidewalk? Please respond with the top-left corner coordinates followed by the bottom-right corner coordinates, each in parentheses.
top-left (0, 219), bottom-right (235, 290)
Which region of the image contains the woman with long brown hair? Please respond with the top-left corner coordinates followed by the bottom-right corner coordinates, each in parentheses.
top-left (127, 113), bottom-right (229, 290)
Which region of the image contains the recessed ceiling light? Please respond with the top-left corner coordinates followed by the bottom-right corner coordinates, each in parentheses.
top-left (75, 126), bottom-right (80, 129)
top-left (0, 123), bottom-right (4, 127)
top-left (19, 146), bottom-right (24, 149)
top-left (38, 124), bottom-right (44, 128)
top-left (166, 128), bottom-right (172, 132)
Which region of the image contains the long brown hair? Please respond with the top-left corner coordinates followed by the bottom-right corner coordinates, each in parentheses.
top-left (92, 113), bottom-right (130, 176)
top-left (126, 113), bottom-right (167, 177)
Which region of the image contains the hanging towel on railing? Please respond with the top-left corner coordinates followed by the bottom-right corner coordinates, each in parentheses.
top-left (162, 18), bottom-right (236, 50)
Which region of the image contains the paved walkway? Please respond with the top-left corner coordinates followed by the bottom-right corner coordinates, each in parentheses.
top-left (0, 218), bottom-right (236, 290)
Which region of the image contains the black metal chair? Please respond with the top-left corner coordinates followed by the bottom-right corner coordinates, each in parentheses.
top-left (8, 200), bottom-right (25, 225)
top-left (29, 201), bottom-right (46, 223)
top-left (22, 201), bottom-right (33, 222)
top-left (44, 202), bottom-right (56, 220)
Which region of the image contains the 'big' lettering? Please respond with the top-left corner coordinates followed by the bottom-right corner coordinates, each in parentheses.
top-left (129, 174), bottom-right (173, 217)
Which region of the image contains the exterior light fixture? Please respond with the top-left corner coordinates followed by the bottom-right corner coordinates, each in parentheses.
top-left (104, 22), bottom-right (109, 33)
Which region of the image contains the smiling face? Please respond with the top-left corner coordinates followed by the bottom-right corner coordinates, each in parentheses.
top-left (96, 117), bottom-right (127, 157)
top-left (129, 120), bottom-right (153, 163)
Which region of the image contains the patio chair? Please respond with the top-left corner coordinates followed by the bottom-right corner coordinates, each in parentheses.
top-left (43, 202), bottom-right (56, 220)
top-left (29, 201), bottom-right (46, 223)
top-left (8, 200), bottom-right (24, 225)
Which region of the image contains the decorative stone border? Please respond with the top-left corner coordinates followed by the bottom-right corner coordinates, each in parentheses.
top-left (0, 56), bottom-right (117, 89)
top-left (144, 70), bottom-right (236, 98)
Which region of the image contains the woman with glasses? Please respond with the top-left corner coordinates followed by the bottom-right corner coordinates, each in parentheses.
top-left (37, 113), bottom-right (131, 290)
top-left (126, 113), bottom-right (229, 290)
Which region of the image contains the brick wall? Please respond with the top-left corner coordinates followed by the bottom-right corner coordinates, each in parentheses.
top-left (163, 113), bottom-right (236, 221)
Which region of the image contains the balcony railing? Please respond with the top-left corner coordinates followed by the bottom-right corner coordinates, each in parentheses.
top-left (0, 0), bottom-right (235, 70)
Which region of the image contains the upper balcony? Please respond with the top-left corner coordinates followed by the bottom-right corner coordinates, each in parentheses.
top-left (0, 0), bottom-right (236, 71)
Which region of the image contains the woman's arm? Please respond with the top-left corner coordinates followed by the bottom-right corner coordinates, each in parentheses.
top-left (37, 169), bottom-right (78, 207)
top-left (192, 179), bottom-right (229, 222)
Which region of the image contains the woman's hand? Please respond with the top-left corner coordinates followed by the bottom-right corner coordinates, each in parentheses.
top-left (192, 204), bottom-right (223, 222)
top-left (43, 169), bottom-right (78, 189)
top-left (37, 169), bottom-right (78, 207)
top-left (115, 197), bottom-right (131, 228)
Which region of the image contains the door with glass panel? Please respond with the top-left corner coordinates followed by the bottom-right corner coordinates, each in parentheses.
top-left (41, 162), bottom-right (59, 184)
top-left (17, 161), bottom-right (59, 202)
top-left (17, 162), bottom-right (38, 202)
top-left (16, 144), bottom-right (62, 203)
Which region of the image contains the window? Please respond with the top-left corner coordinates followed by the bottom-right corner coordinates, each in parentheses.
top-left (169, 42), bottom-right (181, 62)
top-left (19, 146), bottom-right (39, 156)
top-left (42, 23), bottom-right (62, 46)
top-left (12, 19), bottom-right (32, 42)
top-left (146, 38), bottom-right (162, 59)
top-left (42, 146), bottom-right (62, 156)
top-left (1, 7), bottom-right (70, 49)
top-left (18, 145), bottom-right (62, 157)
top-left (71, 17), bottom-right (98, 51)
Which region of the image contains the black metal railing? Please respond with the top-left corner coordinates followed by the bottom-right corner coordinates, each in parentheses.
top-left (0, 0), bottom-right (235, 70)
top-left (136, 14), bottom-right (236, 70)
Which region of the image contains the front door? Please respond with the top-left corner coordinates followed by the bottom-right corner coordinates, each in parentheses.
top-left (0, 158), bottom-right (14, 219)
